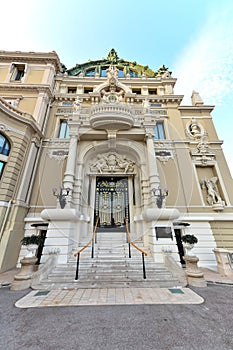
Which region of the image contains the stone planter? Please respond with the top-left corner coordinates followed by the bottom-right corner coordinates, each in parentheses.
top-left (24, 244), bottom-right (39, 258)
top-left (183, 243), bottom-right (195, 256)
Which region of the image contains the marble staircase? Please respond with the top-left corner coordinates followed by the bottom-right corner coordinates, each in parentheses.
top-left (32, 231), bottom-right (181, 290)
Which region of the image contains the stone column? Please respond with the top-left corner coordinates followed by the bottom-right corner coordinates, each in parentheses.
top-left (63, 131), bottom-right (79, 206)
top-left (145, 127), bottom-right (160, 205)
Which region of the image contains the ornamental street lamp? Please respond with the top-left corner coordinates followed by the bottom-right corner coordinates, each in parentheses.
top-left (52, 186), bottom-right (71, 209)
top-left (151, 186), bottom-right (169, 209)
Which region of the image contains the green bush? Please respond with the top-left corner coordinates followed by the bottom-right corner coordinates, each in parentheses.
top-left (181, 234), bottom-right (198, 244)
top-left (21, 235), bottom-right (43, 246)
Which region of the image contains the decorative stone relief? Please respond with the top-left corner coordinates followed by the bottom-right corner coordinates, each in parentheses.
top-left (155, 150), bottom-right (173, 164)
top-left (47, 149), bottom-right (69, 163)
top-left (191, 137), bottom-right (216, 166)
top-left (200, 177), bottom-right (225, 210)
top-left (47, 140), bottom-right (69, 163)
top-left (0, 122), bottom-right (26, 136)
top-left (154, 141), bottom-right (173, 164)
top-left (0, 123), bottom-right (10, 132)
top-left (89, 152), bottom-right (135, 174)
top-left (186, 118), bottom-right (206, 140)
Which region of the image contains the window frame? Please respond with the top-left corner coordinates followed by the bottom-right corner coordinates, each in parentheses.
top-left (10, 63), bottom-right (27, 82)
top-left (154, 121), bottom-right (165, 140)
top-left (58, 120), bottom-right (70, 139)
top-left (0, 133), bottom-right (11, 179)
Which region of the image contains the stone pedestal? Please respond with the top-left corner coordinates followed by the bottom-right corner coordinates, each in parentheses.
top-left (213, 248), bottom-right (233, 277)
top-left (184, 255), bottom-right (207, 287)
top-left (40, 208), bottom-right (81, 264)
top-left (11, 256), bottom-right (37, 290)
top-left (142, 207), bottom-right (180, 263)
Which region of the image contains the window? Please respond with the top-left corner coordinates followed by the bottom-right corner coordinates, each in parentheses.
top-left (84, 87), bottom-right (93, 94)
top-left (118, 70), bottom-right (124, 78)
top-left (149, 89), bottom-right (157, 95)
top-left (11, 63), bottom-right (26, 81)
top-left (154, 122), bottom-right (165, 140)
top-left (101, 69), bottom-right (107, 77)
top-left (0, 134), bottom-right (10, 155)
top-left (67, 87), bottom-right (76, 94)
top-left (0, 161), bottom-right (5, 179)
top-left (86, 69), bottom-right (95, 77)
top-left (130, 71), bottom-right (138, 78)
top-left (151, 103), bottom-right (162, 108)
top-left (0, 133), bottom-right (10, 179)
top-left (58, 121), bottom-right (69, 138)
top-left (132, 88), bottom-right (141, 95)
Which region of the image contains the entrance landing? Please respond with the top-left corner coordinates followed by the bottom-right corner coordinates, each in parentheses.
top-left (15, 287), bottom-right (204, 308)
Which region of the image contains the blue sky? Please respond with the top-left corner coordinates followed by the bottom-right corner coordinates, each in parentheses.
top-left (1, 0), bottom-right (233, 175)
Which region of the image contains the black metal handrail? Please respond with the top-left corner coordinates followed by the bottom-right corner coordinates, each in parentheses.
top-left (125, 218), bottom-right (147, 279)
top-left (73, 217), bottom-right (99, 280)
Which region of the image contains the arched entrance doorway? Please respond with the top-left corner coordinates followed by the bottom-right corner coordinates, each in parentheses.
top-left (94, 177), bottom-right (129, 229)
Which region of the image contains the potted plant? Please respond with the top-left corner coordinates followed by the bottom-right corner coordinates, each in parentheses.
top-left (181, 234), bottom-right (198, 255)
top-left (21, 235), bottom-right (43, 258)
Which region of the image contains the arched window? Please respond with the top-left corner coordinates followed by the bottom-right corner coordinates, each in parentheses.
top-left (0, 133), bottom-right (10, 179)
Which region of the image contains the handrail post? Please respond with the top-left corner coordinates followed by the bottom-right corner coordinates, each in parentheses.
top-left (91, 238), bottom-right (94, 258)
top-left (142, 252), bottom-right (146, 279)
top-left (128, 242), bottom-right (131, 258)
top-left (75, 253), bottom-right (80, 280)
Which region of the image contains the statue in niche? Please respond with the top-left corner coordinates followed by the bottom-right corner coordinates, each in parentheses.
top-left (73, 97), bottom-right (81, 113)
top-left (142, 99), bottom-right (151, 113)
top-left (200, 177), bottom-right (224, 206)
top-left (189, 119), bottom-right (202, 138)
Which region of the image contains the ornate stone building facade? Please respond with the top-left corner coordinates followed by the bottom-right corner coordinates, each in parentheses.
top-left (0, 49), bottom-right (232, 273)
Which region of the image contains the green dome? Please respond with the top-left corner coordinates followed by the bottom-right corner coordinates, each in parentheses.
top-left (66, 49), bottom-right (171, 78)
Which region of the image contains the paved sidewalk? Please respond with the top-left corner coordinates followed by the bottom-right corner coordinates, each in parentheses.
top-left (1, 266), bottom-right (233, 308)
top-left (15, 287), bottom-right (203, 308)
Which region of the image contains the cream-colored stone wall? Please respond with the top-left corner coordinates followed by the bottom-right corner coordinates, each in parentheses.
top-left (0, 65), bottom-right (8, 81)
top-left (29, 149), bottom-right (66, 209)
top-left (26, 69), bottom-right (44, 84)
top-left (211, 221), bottom-right (233, 250)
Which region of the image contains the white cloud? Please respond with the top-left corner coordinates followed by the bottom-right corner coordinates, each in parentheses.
top-left (173, 3), bottom-right (233, 106)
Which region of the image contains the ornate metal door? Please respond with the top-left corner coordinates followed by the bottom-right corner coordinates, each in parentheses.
top-left (95, 177), bottom-right (129, 227)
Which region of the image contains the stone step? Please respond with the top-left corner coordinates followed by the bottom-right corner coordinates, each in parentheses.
top-left (32, 279), bottom-right (180, 290)
top-left (33, 230), bottom-right (180, 290)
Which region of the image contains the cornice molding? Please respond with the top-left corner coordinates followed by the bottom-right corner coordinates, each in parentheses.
top-left (0, 97), bottom-right (42, 136)
top-left (178, 105), bottom-right (215, 112)
top-left (0, 50), bottom-right (62, 73)
top-left (0, 84), bottom-right (53, 98)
